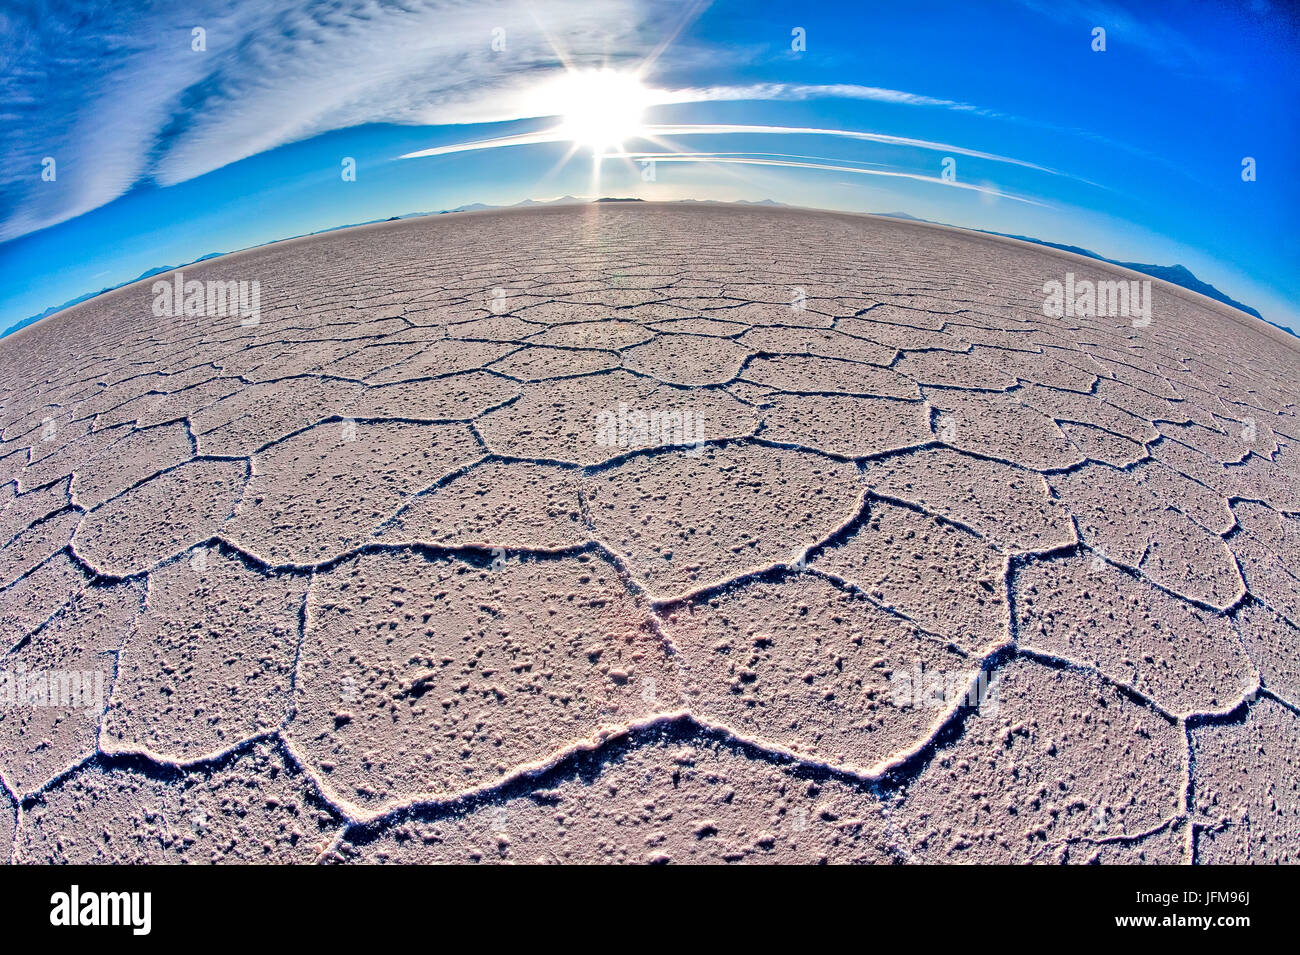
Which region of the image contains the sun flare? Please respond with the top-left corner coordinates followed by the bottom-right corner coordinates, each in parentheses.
top-left (552, 68), bottom-right (653, 154)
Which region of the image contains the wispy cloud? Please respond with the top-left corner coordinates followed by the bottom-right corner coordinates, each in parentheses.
top-left (648, 82), bottom-right (995, 113)
top-left (642, 125), bottom-right (1060, 173)
top-left (0, 0), bottom-right (1209, 244)
top-left (1014, 0), bottom-right (1236, 78)
top-left (0, 0), bottom-right (685, 242)
top-left (400, 122), bottom-right (1064, 175)
top-left (614, 152), bottom-right (1052, 205)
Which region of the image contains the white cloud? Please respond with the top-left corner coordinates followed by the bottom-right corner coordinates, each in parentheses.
top-left (401, 122), bottom-right (1061, 176)
top-left (647, 83), bottom-right (990, 112)
top-left (0, 0), bottom-right (1132, 243)
top-left (0, 0), bottom-right (685, 241)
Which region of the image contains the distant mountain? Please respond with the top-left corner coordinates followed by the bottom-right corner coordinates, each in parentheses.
top-left (987, 232), bottom-right (1268, 326)
top-left (873, 213), bottom-right (1278, 336)
top-left (3, 256), bottom-right (225, 338)
top-left (449, 194), bottom-right (587, 210)
top-left (593, 197), bottom-right (644, 203)
top-left (133, 265), bottom-right (179, 281)
top-left (674, 198), bottom-right (788, 207)
top-left (4, 290), bottom-right (107, 337)
top-left (514, 195), bottom-right (586, 207)
top-left (1111, 263), bottom-right (1265, 320)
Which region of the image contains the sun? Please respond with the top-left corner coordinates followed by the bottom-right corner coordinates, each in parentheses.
top-left (552, 68), bottom-right (653, 154)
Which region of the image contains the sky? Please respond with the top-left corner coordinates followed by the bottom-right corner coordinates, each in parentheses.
top-left (1, 0), bottom-right (1297, 332)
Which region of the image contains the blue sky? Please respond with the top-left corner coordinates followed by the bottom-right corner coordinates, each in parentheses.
top-left (2, 0), bottom-right (1297, 332)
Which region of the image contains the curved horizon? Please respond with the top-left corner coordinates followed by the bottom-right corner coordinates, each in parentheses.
top-left (2, 0), bottom-right (1297, 332)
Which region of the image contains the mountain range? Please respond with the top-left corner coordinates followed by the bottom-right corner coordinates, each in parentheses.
top-left (876, 212), bottom-right (1285, 336)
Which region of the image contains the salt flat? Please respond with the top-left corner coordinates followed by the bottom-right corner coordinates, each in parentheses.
top-left (1, 203), bottom-right (1297, 863)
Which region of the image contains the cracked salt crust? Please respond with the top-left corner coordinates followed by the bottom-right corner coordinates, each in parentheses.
top-left (0, 203), bottom-right (1297, 863)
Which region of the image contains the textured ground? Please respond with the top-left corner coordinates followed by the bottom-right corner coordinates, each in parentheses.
top-left (1, 203), bottom-right (1298, 864)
